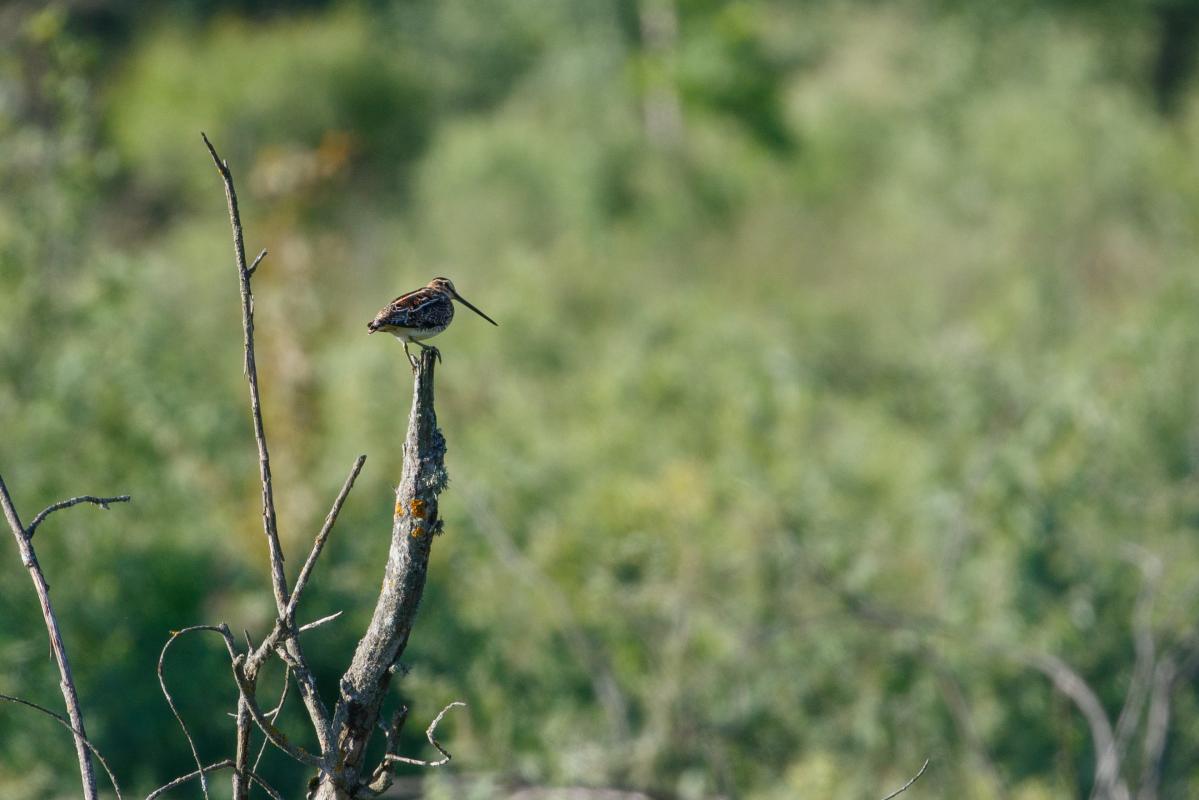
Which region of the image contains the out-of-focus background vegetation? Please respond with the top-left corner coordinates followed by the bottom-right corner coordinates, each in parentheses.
top-left (4, 0), bottom-right (1199, 797)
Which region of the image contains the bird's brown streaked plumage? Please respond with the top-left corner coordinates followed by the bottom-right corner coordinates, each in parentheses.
top-left (368, 277), bottom-right (497, 367)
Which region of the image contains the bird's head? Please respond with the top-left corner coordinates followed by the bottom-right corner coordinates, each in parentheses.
top-left (429, 277), bottom-right (498, 326)
top-left (427, 277), bottom-right (457, 295)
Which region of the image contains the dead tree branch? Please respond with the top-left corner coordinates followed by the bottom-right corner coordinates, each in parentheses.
top-left (26, 494), bottom-right (130, 539)
top-left (202, 131), bottom-right (289, 620)
top-left (0, 133), bottom-right (464, 800)
top-left (204, 133), bottom-right (349, 796)
top-left (201, 134), bottom-right (459, 799)
top-left (314, 347), bottom-right (449, 798)
top-left (299, 611), bottom-right (344, 634)
top-left (0, 475), bottom-right (132, 800)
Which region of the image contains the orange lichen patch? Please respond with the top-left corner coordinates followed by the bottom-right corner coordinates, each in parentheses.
top-left (411, 526), bottom-right (425, 539)
top-left (394, 500), bottom-right (404, 518)
top-left (409, 498), bottom-right (427, 518)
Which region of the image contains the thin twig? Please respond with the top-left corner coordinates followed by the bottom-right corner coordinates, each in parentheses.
top-left (0, 475), bottom-right (102, 800)
top-left (145, 758), bottom-right (284, 800)
top-left (286, 454), bottom-right (367, 624)
top-left (383, 701), bottom-right (466, 768)
top-left (158, 625), bottom-right (238, 800)
top-left (202, 132), bottom-right (290, 617)
top-left (26, 494), bottom-right (131, 539)
top-left (248, 248), bottom-right (268, 277)
top-left (146, 760), bottom-right (232, 800)
top-left (253, 665), bottom-right (291, 776)
top-left (880, 758), bottom-right (929, 800)
top-left (0, 693), bottom-right (123, 800)
top-left (299, 610), bottom-right (344, 633)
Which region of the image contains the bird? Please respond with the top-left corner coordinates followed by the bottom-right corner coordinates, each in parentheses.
top-left (368, 277), bottom-right (498, 367)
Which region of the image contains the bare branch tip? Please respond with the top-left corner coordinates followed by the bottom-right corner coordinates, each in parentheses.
top-left (880, 758), bottom-right (930, 800)
top-left (248, 248), bottom-right (268, 277)
top-left (25, 494), bottom-right (132, 538)
top-left (201, 132), bottom-right (230, 174)
top-left (298, 610), bottom-right (344, 633)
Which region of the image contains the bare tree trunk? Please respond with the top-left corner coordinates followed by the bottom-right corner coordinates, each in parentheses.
top-left (313, 348), bottom-right (448, 798)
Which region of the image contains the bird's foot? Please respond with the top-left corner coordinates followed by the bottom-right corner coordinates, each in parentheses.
top-left (416, 343), bottom-right (442, 364)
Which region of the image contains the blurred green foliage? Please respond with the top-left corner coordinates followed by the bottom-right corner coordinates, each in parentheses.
top-left (4, 1), bottom-right (1199, 798)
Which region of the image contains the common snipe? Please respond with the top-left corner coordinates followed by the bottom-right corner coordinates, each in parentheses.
top-left (368, 277), bottom-right (498, 367)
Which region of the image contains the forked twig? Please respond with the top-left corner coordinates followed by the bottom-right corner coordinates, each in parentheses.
top-left (319, 348), bottom-right (447, 795)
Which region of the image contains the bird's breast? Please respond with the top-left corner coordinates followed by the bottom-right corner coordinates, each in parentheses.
top-left (390, 326), bottom-right (448, 343)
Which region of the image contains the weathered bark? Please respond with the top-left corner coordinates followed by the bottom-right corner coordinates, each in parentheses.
top-left (313, 348), bottom-right (448, 798)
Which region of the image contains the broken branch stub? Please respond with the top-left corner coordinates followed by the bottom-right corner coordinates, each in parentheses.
top-left (315, 348), bottom-right (448, 797)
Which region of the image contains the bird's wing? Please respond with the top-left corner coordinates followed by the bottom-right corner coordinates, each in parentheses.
top-left (376, 289), bottom-right (443, 328)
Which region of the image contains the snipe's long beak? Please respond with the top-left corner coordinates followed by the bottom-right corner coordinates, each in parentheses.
top-left (453, 292), bottom-right (499, 326)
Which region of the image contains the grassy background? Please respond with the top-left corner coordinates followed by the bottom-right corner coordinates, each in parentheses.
top-left (4, 1), bottom-right (1199, 797)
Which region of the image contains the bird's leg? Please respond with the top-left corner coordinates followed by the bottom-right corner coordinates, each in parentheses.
top-left (414, 341), bottom-right (442, 364)
top-left (403, 341), bottom-right (419, 370)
